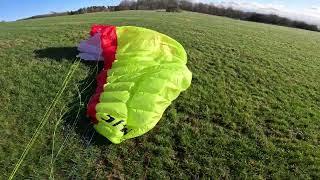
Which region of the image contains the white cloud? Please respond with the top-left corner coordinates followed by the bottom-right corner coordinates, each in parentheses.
top-left (201, 0), bottom-right (320, 26)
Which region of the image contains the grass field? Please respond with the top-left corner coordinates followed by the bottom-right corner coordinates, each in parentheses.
top-left (0, 10), bottom-right (320, 179)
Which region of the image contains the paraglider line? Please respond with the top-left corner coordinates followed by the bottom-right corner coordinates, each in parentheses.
top-left (9, 60), bottom-right (80, 180)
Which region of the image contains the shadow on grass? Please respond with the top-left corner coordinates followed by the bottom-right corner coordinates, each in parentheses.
top-left (34, 47), bottom-right (112, 146)
top-left (34, 47), bottom-right (79, 61)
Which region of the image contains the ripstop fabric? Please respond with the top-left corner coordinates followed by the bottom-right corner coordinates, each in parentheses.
top-left (86, 25), bottom-right (192, 144)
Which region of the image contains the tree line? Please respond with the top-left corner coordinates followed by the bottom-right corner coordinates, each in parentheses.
top-left (21, 6), bottom-right (109, 20)
top-left (117, 0), bottom-right (319, 32)
top-left (68, 6), bottom-right (108, 15)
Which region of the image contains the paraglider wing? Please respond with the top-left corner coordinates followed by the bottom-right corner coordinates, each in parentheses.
top-left (81, 25), bottom-right (192, 144)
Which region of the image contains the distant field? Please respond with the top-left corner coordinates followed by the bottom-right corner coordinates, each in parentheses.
top-left (0, 10), bottom-right (320, 179)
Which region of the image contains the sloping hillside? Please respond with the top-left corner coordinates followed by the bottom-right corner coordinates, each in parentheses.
top-left (0, 10), bottom-right (320, 179)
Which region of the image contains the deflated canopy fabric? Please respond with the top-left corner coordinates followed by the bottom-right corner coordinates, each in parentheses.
top-left (84, 25), bottom-right (192, 144)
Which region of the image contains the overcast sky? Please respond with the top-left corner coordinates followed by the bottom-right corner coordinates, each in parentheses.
top-left (0, 0), bottom-right (320, 26)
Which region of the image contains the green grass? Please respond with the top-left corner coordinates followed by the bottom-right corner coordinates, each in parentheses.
top-left (1, 10), bottom-right (320, 179)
